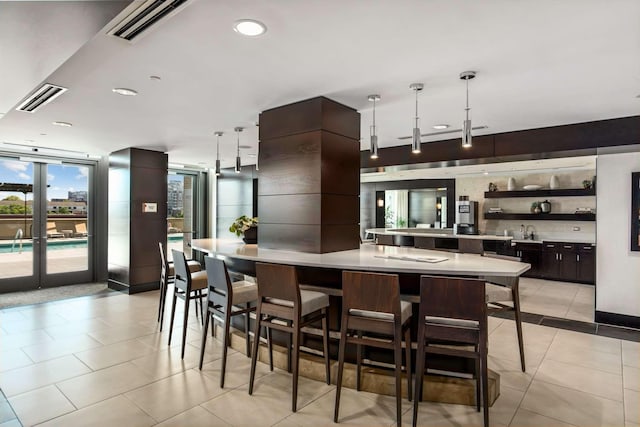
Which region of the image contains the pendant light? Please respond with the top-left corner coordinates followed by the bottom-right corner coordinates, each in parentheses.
top-left (214, 131), bottom-right (223, 176)
top-left (368, 94), bottom-right (380, 159)
top-left (234, 127), bottom-right (243, 173)
top-left (409, 83), bottom-right (424, 153)
top-left (460, 71), bottom-right (476, 148)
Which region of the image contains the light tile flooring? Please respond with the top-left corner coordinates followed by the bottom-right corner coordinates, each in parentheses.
top-left (518, 277), bottom-right (594, 322)
top-left (0, 288), bottom-right (637, 427)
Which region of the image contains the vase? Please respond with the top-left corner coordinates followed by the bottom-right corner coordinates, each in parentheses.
top-left (550, 175), bottom-right (559, 189)
top-left (507, 177), bottom-right (516, 191)
top-left (242, 226), bottom-right (258, 244)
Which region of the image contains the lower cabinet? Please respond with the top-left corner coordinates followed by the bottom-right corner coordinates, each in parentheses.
top-left (514, 243), bottom-right (543, 278)
top-left (541, 242), bottom-right (595, 285)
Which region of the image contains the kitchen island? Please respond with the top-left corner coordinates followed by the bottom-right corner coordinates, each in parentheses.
top-left (191, 239), bottom-right (529, 296)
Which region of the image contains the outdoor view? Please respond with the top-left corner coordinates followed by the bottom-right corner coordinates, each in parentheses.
top-left (167, 174), bottom-right (193, 260)
top-left (0, 158), bottom-right (89, 281)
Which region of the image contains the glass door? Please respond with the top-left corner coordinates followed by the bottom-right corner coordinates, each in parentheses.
top-left (167, 171), bottom-right (204, 261)
top-left (0, 156), bottom-right (93, 293)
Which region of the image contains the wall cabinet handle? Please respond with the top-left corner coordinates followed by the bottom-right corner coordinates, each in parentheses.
top-left (577, 254), bottom-right (580, 262)
top-left (560, 253), bottom-right (563, 261)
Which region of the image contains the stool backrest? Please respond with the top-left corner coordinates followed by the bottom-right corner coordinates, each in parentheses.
top-left (342, 271), bottom-right (401, 318)
top-left (419, 275), bottom-right (486, 323)
top-left (171, 249), bottom-right (191, 291)
top-left (159, 242), bottom-right (168, 269)
top-left (255, 262), bottom-right (300, 306)
top-left (204, 256), bottom-right (232, 308)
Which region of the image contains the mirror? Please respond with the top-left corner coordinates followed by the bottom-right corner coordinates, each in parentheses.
top-left (383, 189), bottom-right (448, 228)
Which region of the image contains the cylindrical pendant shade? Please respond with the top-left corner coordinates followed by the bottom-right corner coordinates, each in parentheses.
top-left (235, 155), bottom-right (241, 173)
top-left (412, 127), bottom-right (421, 153)
top-left (462, 119), bottom-right (472, 148)
top-left (215, 159), bottom-right (221, 176)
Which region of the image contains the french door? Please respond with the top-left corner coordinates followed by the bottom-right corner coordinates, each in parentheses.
top-left (0, 156), bottom-right (94, 293)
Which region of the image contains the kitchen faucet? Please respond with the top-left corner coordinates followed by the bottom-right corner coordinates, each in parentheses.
top-left (526, 225), bottom-right (536, 240)
top-left (520, 224), bottom-right (526, 239)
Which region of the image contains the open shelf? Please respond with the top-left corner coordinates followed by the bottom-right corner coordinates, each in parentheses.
top-left (484, 212), bottom-right (596, 221)
top-left (484, 188), bottom-right (596, 198)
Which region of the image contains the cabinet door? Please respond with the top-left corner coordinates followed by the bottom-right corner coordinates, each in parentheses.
top-left (558, 251), bottom-right (578, 281)
top-left (576, 251), bottom-right (596, 284)
top-left (541, 251), bottom-right (560, 280)
top-left (518, 248), bottom-right (542, 278)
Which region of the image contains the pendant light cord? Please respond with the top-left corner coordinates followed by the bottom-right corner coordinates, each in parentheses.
top-left (414, 88), bottom-right (420, 128)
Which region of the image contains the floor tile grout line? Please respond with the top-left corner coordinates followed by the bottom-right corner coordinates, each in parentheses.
top-left (532, 376), bottom-right (625, 404)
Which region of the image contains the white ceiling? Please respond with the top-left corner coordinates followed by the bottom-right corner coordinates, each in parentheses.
top-left (0, 0), bottom-right (639, 169)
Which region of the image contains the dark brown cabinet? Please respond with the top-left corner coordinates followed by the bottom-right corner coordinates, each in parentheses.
top-left (542, 241), bottom-right (595, 285)
top-left (514, 242), bottom-right (543, 278)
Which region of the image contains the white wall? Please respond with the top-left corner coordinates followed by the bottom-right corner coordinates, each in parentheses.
top-left (456, 170), bottom-right (596, 241)
top-left (596, 152), bottom-right (640, 318)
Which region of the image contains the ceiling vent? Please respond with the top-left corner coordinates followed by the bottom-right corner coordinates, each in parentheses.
top-left (15, 83), bottom-right (67, 113)
top-left (108, 0), bottom-right (191, 42)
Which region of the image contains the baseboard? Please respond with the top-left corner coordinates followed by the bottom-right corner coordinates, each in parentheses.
top-left (107, 279), bottom-right (159, 295)
top-left (595, 311), bottom-right (640, 330)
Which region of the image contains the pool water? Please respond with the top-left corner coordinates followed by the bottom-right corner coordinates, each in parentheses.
top-left (0, 240), bottom-right (88, 254)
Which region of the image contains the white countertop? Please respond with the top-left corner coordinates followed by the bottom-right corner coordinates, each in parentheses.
top-left (191, 239), bottom-right (530, 277)
top-left (365, 228), bottom-right (513, 241)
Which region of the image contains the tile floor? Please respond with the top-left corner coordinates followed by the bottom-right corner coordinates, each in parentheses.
top-left (518, 277), bottom-right (594, 322)
top-left (0, 286), bottom-right (638, 427)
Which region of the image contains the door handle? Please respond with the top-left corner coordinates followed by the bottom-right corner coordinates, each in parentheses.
top-left (559, 253), bottom-right (563, 261)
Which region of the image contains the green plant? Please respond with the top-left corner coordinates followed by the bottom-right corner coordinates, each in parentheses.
top-left (384, 206), bottom-right (395, 228)
top-left (229, 215), bottom-right (258, 237)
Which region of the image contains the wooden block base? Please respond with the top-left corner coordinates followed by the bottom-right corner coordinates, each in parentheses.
top-left (216, 324), bottom-right (500, 406)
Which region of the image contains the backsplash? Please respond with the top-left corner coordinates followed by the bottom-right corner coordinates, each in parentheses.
top-left (456, 170), bottom-right (596, 243)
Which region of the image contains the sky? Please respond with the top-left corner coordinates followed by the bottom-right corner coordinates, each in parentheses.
top-left (0, 159), bottom-right (88, 201)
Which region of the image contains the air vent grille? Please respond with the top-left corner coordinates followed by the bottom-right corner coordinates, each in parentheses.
top-left (108, 0), bottom-right (189, 41)
top-left (16, 83), bottom-right (67, 113)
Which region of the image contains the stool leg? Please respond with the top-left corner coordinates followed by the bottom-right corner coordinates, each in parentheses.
top-left (322, 308), bottom-right (330, 385)
top-left (475, 346), bottom-right (481, 412)
top-left (249, 303), bottom-right (263, 396)
top-left (482, 349), bottom-right (489, 427)
top-left (244, 303), bottom-right (251, 357)
top-left (356, 331), bottom-right (363, 391)
top-left (412, 335), bottom-right (426, 427)
top-left (286, 320), bottom-right (292, 373)
top-left (181, 294), bottom-right (190, 359)
top-left (267, 326), bottom-right (274, 371)
top-left (291, 324), bottom-right (300, 412)
top-left (334, 315), bottom-right (348, 423)
top-left (199, 310), bottom-right (210, 370)
top-left (394, 324), bottom-right (403, 427)
top-left (167, 287), bottom-right (178, 346)
top-left (513, 285), bottom-right (526, 372)
top-left (404, 325), bottom-right (412, 402)
top-left (221, 306), bottom-right (232, 388)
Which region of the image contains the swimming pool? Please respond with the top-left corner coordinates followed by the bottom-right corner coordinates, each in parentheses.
top-left (0, 240), bottom-right (88, 254)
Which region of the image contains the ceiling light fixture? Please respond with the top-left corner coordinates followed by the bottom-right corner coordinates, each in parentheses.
top-left (112, 88), bottom-right (138, 96)
top-left (460, 71), bottom-right (476, 148)
top-left (52, 121), bottom-right (72, 127)
top-left (233, 19), bottom-right (267, 36)
top-left (214, 131), bottom-right (223, 176)
top-left (234, 127), bottom-right (243, 173)
top-left (368, 94), bottom-right (380, 159)
top-left (409, 83), bottom-right (424, 154)
top-left (432, 124), bottom-right (449, 130)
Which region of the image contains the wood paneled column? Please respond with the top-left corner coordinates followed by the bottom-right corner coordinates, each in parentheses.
top-left (258, 97), bottom-right (360, 253)
top-left (108, 147), bottom-right (167, 294)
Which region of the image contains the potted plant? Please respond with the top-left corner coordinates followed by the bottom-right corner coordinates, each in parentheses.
top-left (229, 215), bottom-right (259, 243)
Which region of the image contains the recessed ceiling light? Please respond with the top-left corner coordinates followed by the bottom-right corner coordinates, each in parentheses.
top-left (233, 19), bottom-right (267, 36)
top-left (432, 124), bottom-right (450, 130)
top-left (239, 145), bottom-right (252, 149)
top-left (52, 121), bottom-right (72, 127)
top-left (112, 88), bottom-right (138, 96)
top-left (149, 75), bottom-right (161, 81)
top-left (40, 133), bottom-right (47, 136)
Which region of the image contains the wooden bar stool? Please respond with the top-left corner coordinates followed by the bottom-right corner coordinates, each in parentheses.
top-left (198, 256), bottom-right (258, 388)
top-left (482, 253), bottom-right (526, 372)
top-left (334, 271), bottom-right (413, 427)
top-left (157, 242), bottom-right (201, 331)
top-left (168, 249), bottom-right (207, 359)
top-left (413, 275), bottom-right (489, 427)
top-left (249, 262), bottom-right (331, 413)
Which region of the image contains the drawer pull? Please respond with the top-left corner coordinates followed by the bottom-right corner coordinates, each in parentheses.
top-left (546, 244), bottom-right (554, 248)
top-left (564, 245), bottom-right (572, 249)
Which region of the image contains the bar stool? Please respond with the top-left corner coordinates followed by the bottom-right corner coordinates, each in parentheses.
top-left (168, 249), bottom-right (207, 359)
top-left (482, 253), bottom-right (526, 372)
top-left (334, 271), bottom-right (413, 427)
top-left (412, 275), bottom-right (489, 427)
top-left (249, 262), bottom-right (331, 412)
top-left (157, 242), bottom-right (201, 331)
top-left (199, 256), bottom-right (258, 388)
